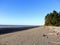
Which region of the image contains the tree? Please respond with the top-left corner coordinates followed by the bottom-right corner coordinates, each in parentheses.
top-left (45, 10), bottom-right (60, 26)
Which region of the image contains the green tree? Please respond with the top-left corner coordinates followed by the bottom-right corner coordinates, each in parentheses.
top-left (45, 10), bottom-right (60, 26)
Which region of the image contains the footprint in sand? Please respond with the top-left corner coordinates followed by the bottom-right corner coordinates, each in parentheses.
top-left (48, 41), bottom-right (60, 45)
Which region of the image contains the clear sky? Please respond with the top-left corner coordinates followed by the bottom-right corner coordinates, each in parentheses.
top-left (0, 0), bottom-right (60, 25)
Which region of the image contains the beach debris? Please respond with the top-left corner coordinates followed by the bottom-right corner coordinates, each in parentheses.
top-left (43, 34), bottom-right (47, 37)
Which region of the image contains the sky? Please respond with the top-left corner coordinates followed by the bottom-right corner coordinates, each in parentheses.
top-left (0, 0), bottom-right (60, 25)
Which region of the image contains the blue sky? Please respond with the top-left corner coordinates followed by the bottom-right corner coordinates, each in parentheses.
top-left (0, 0), bottom-right (60, 25)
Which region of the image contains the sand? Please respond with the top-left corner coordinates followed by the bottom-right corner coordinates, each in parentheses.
top-left (0, 26), bottom-right (60, 45)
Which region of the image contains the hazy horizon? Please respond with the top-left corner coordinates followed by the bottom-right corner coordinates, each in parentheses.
top-left (0, 0), bottom-right (60, 25)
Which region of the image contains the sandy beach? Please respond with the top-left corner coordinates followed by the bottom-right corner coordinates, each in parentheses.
top-left (0, 26), bottom-right (60, 45)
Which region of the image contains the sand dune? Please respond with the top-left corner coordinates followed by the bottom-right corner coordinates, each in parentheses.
top-left (0, 26), bottom-right (60, 45)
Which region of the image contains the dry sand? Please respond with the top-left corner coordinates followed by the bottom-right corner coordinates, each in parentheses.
top-left (0, 26), bottom-right (60, 45)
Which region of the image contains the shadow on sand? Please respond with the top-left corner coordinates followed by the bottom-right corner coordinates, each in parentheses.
top-left (0, 26), bottom-right (38, 35)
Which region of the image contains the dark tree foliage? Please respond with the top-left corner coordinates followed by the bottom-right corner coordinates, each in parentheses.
top-left (45, 10), bottom-right (60, 26)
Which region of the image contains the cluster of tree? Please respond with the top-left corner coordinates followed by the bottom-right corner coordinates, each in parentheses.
top-left (45, 10), bottom-right (60, 26)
